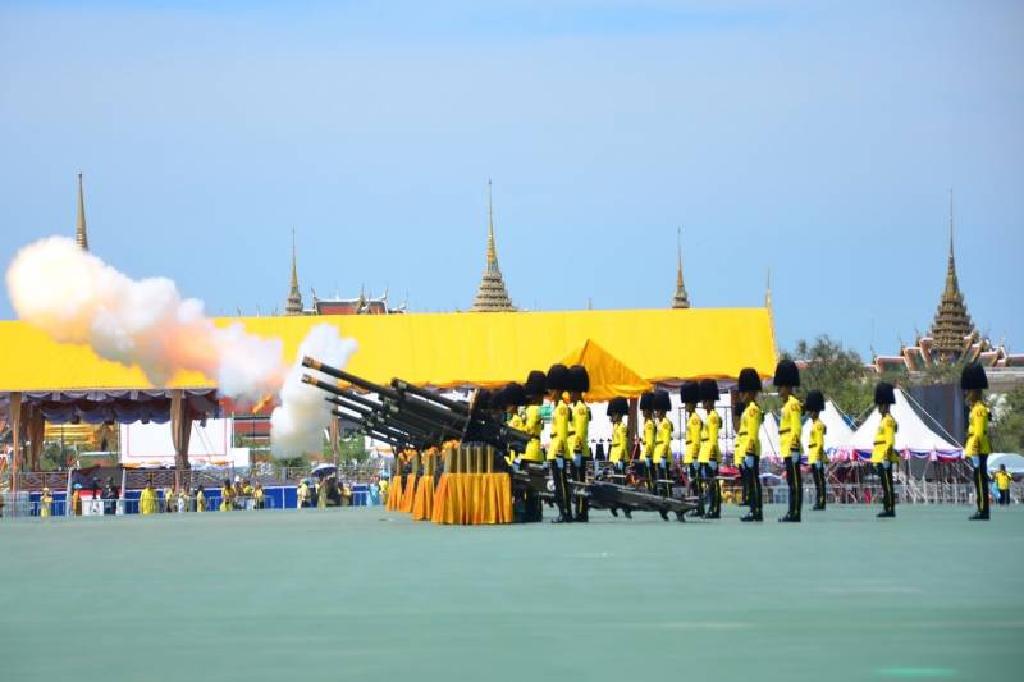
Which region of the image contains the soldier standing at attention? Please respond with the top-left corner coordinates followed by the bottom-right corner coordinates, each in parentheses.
top-left (522, 372), bottom-right (547, 468)
top-left (503, 383), bottom-right (527, 467)
top-left (774, 359), bottom-right (803, 523)
top-left (961, 362), bottom-right (991, 521)
top-left (607, 398), bottom-right (629, 476)
top-left (567, 365), bottom-right (592, 521)
top-left (737, 368), bottom-right (764, 522)
top-left (652, 390), bottom-right (674, 497)
top-left (804, 390), bottom-right (828, 511)
top-left (872, 382), bottom-right (898, 518)
top-left (546, 364), bottom-right (574, 523)
top-left (680, 381), bottom-right (703, 516)
top-left (698, 379), bottom-right (722, 519)
top-left (639, 392), bottom-right (656, 492)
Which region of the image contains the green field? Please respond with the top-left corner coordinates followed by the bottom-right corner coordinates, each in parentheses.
top-left (1, 504), bottom-right (1021, 682)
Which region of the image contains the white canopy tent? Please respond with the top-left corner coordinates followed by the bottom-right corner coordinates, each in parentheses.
top-left (844, 388), bottom-right (961, 461)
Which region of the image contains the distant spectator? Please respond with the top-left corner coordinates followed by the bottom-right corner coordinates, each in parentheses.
top-left (71, 483), bottom-right (83, 516)
top-left (995, 464), bottom-right (1012, 505)
top-left (140, 481), bottom-right (158, 515)
top-left (195, 487), bottom-right (206, 512)
top-left (220, 479), bottom-right (233, 512)
top-left (253, 482), bottom-right (265, 510)
top-left (101, 477), bottom-right (119, 515)
top-left (40, 487), bottom-right (53, 518)
top-left (297, 480), bottom-right (310, 509)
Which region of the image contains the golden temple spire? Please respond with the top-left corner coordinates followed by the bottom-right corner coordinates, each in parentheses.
top-left (929, 189), bottom-right (975, 359)
top-left (764, 267), bottom-right (772, 309)
top-left (285, 228), bottom-right (304, 315)
top-left (471, 179), bottom-right (515, 311)
top-left (671, 226), bottom-right (690, 308)
top-left (75, 172), bottom-right (89, 251)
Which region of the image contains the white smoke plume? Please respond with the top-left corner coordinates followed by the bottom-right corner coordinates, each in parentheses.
top-left (270, 324), bottom-right (357, 458)
top-left (7, 237), bottom-right (359, 458)
top-left (6, 237), bottom-right (285, 398)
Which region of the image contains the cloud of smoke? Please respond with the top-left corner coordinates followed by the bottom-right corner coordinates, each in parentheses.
top-left (7, 237), bottom-right (359, 457)
top-left (270, 324), bottom-right (358, 458)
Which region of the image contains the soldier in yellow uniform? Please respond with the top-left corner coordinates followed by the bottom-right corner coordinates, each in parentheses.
top-left (736, 368), bottom-right (764, 522)
top-left (567, 365), bottom-right (592, 521)
top-left (652, 390), bottom-right (674, 497)
top-left (872, 382), bottom-right (898, 518)
top-left (220, 479), bottom-right (234, 512)
top-left (804, 390), bottom-right (828, 511)
top-left (698, 379), bottom-right (722, 518)
top-left (195, 486), bottom-right (206, 512)
top-left (500, 383), bottom-right (525, 466)
top-left (139, 481), bottom-right (158, 515)
top-left (39, 487), bottom-right (53, 518)
top-left (606, 397), bottom-right (633, 519)
top-left (639, 392), bottom-right (656, 492)
top-left (961, 362), bottom-right (991, 520)
top-left (546, 364), bottom-right (573, 523)
top-left (680, 381), bottom-right (704, 516)
top-left (522, 372), bottom-right (547, 466)
top-left (774, 359), bottom-right (803, 523)
top-left (994, 465), bottom-right (1012, 506)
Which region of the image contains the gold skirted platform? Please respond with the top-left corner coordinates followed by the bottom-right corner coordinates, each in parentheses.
top-left (389, 444), bottom-right (513, 525)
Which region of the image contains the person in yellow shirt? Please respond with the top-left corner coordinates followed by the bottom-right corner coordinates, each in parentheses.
top-left (567, 365), bottom-right (592, 521)
top-left (546, 364), bottom-right (573, 523)
top-left (638, 392), bottom-right (656, 492)
top-left (139, 481), bottom-right (158, 515)
top-left (40, 487), bottom-right (53, 518)
top-left (520, 372), bottom-right (547, 522)
top-left (607, 397), bottom-right (629, 476)
top-left (872, 382), bottom-right (898, 518)
top-left (774, 359), bottom-right (803, 523)
top-left (736, 368), bottom-right (764, 522)
top-left (220, 479), bottom-right (234, 512)
top-left (195, 486), bottom-right (206, 512)
top-left (698, 379), bottom-right (722, 518)
top-left (680, 381), bottom-right (704, 516)
top-left (804, 390), bottom-right (828, 512)
top-left (253, 482), bottom-right (265, 510)
top-left (961, 362), bottom-right (991, 520)
top-left (994, 464), bottom-right (1012, 506)
top-left (652, 390), bottom-right (674, 497)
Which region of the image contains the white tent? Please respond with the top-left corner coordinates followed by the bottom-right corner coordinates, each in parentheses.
top-left (801, 400), bottom-right (855, 459)
top-left (845, 388), bottom-right (961, 461)
top-left (758, 412), bottom-right (782, 461)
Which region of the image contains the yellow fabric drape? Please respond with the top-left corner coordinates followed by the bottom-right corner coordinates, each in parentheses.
top-left (558, 339), bottom-right (651, 400)
top-left (0, 307), bottom-right (776, 392)
top-left (429, 473), bottom-right (512, 525)
top-left (399, 474), bottom-right (418, 514)
top-left (410, 475), bottom-right (435, 521)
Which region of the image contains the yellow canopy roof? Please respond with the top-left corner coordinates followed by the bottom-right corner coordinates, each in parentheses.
top-left (558, 339), bottom-right (651, 400)
top-left (0, 307), bottom-right (776, 393)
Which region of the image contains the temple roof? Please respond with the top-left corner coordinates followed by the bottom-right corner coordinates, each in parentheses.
top-left (928, 193), bottom-right (975, 358)
top-left (470, 180), bottom-right (516, 312)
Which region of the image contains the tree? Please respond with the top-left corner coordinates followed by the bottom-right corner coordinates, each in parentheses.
top-left (992, 386), bottom-right (1024, 453)
top-left (787, 335), bottom-right (873, 419)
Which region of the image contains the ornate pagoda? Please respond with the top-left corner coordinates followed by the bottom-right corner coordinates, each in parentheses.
top-left (76, 172), bottom-right (89, 251)
top-left (470, 180), bottom-right (516, 312)
top-left (284, 229), bottom-right (304, 315)
top-left (671, 227), bottom-right (690, 309)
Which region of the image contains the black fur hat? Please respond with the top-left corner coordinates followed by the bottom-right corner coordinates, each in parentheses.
top-left (568, 365), bottom-right (591, 393)
top-left (738, 367), bottom-right (763, 393)
top-left (546, 363), bottom-right (571, 392)
top-left (960, 362), bottom-right (988, 391)
top-left (504, 382), bottom-right (526, 407)
top-left (804, 390), bottom-right (825, 413)
top-left (653, 389), bottom-right (672, 412)
top-left (773, 359), bottom-right (801, 388)
top-left (474, 389), bottom-right (492, 411)
top-left (680, 381), bottom-right (700, 404)
top-left (874, 382), bottom-right (896, 406)
top-left (490, 388), bottom-right (507, 411)
top-left (732, 400), bottom-right (746, 420)
top-left (639, 392), bottom-right (654, 411)
top-left (524, 371), bottom-right (547, 398)
top-left (606, 397), bottom-right (629, 417)
top-left (699, 378), bottom-right (719, 402)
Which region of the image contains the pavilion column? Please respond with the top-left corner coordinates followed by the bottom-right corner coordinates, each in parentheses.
top-left (8, 392), bottom-right (22, 490)
top-left (27, 406), bottom-right (46, 471)
top-left (169, 390), bottom-right (193, 490)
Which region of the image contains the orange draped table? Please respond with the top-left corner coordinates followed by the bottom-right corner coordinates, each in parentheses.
top-left (429, 473), bottom-right (513, 525)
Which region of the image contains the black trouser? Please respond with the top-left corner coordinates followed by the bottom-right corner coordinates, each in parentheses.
top-left (876, 463), bottom-right (894, 513)
top-left (999, 490), bottom-right (1010, 505)
top-left (550, 457), bottom-right (572, 519)
top-left (784, 456), bottom-right (802, 518)
top-left (973, 454), bottom-right (989, 516)
top-left (747, 456), bottom-right (763, 517)
top-left (811, 462), bottom-right (827, 509)
top-left (571, 455), bottom-right (590, 520)
top-left (688, 463), bottom-right (703, 514)
top-left (655, 461), bottom-right (670, 497)
top-left (700, 463), bottom-right (720, 515)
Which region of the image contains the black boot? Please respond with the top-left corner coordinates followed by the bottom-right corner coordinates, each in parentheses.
top-left (969, 511), bottom-right (990, 521)
top-left (740, 513), bottom-right (756, 522)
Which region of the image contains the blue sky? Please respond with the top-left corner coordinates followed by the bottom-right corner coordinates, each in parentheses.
top-left (1, 0), bottom-right (1021, 358)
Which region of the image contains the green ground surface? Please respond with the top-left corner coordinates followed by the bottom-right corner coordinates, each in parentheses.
top-left (1, 504), bottom-right (1022, 682)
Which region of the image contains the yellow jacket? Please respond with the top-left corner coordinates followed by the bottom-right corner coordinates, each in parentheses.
top-left (569, 401), bottom-right (591, 456)
top-left (683, 412), bottom-right (702, 464)
top-left (653, 417), bottom-right (673, 463)
top-left (698, 411), bottom-right (721, 463)
top-left (507, 412), bottom-right (525, 461)
top-left (196, 490), bottom-right (206, 512)
top-left (779, 395), bottom-right (802, 457)
top-left (994, 470), bottom-right (1012, 491)
top-left (641, 419), bottom-right (656, 460)
top-left (807, 418), bottom-right (827, 464)
top-left (735, 402), bottom-right (763, 464)
top-left (609, 422), bottom-right (628, 463)
top-left (871, 414), bottom-right (898, 464)
top-left (965, 402), bottom-right (990, 456)
top-left (548, 401), bottom-right (571, 460)
top-left (523, 405), bottom-right (544, 462)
